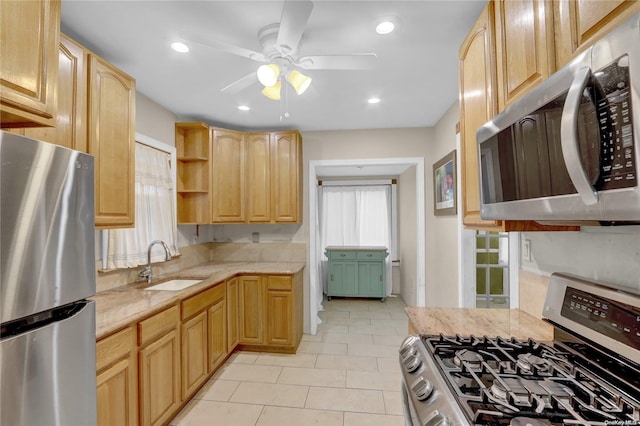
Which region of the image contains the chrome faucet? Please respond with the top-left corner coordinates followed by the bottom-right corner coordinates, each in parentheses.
top-left (139, 240), bottom-right (172, 283)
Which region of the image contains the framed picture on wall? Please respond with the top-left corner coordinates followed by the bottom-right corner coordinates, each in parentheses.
top-left (433, 150), bottom-right (457, 216)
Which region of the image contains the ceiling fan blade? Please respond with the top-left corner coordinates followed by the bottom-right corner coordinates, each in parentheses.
top-left (276, 0), bottom-right (313, 55)
top-left (220, 72), bottom-right (258, 94)
top-left (297, 54), bottom-right (377, 70)
top-left (180, 32), bottom-right (266, 62)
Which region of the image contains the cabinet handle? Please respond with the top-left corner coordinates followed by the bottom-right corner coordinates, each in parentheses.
top-left (340, 254), bottom-right (346, 257)
top-left (379, 275), bottom-right (383, 281)
top-left (330, 274), bottom-right (334, 281)
top-left (367, 253), bottom-right (373, 257)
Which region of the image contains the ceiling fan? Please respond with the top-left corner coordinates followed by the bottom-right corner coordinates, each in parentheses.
top-left (182, 1), bottom-right (377, 101)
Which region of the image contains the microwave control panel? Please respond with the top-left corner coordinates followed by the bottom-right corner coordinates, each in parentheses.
top-left (594, 54), bottom-right (636, 191)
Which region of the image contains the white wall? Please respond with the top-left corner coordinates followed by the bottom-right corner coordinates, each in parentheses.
top-left (398, 166), bottom-right (417, 305)
top-left (521, 226), bottom-right (640, 293)
top-left (426, 102), bottom-right (461, 307)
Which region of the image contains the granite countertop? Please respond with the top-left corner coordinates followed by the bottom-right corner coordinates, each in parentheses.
top-left (405, 307), bottom-right (554, 341)
top-left (92, 261), bottom-right (306, 339)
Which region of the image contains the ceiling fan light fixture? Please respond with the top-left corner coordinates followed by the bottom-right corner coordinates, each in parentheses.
top-left (257, 63), bottom-right (280, 87)
top-left (261, 80), bottom-right (282, 100)
top-left (287, 69), bottom-right (312, 95)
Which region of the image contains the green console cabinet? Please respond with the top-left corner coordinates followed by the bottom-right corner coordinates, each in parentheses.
top-left (325, 246), bottom-right (389, 302)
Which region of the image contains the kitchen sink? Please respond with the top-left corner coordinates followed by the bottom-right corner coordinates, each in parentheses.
top-left (145, 279), bottom-right (202, 291)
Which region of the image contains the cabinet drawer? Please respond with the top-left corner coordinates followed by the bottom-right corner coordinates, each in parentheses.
top-left (138, 304), bottom-right (179, 346)
top-left (96, 326), bottom-right (134, 372)
top-left (356, 251), bottom-right (386, 261)
top-left (182, 283), bottom-right (225, 320)
top-left (267, 276), bottom-right (292, 291)
top-left (328, 251), bottom-right (356, 260)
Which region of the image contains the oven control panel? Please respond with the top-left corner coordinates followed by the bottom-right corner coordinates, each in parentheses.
top-left (561, 287), bottom-right (640, 350)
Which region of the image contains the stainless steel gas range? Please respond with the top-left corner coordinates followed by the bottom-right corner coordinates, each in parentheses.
top-left (399, 273), bottom-right (640, 426)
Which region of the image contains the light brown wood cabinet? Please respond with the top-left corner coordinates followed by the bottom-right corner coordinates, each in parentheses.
top-left (212, 128), bottom-right (246, 223)
top-left (494, 0), bottom-right (555, 111)
top-left (247, 131), bottom-right (302, 223)
top-left (175, 122), bottom-right (211, 224)
top-left (19, 34), bottom-right (88, 151)
top-left (239, 275), bottom-right (265, 345)
top-left (176, 122), bottom-right (302, 225)
top-left (207, 291), bottom-right (227, 372)
top-left (238, 273), bottom-right (303, 352)
top-left (138, 305), bottom-right (181, 426)
top-left (554, 0), bottom-right (640, 69)
top-left (180, 311), bottom-right (208, 400)
top-left (1, 0), bottom-right (59, 128)
top-left (459, 3), bottom-right (499, 230)
top-left (88, 54), bottom-right (136, 228)
top-left (226, 277), bottom-right (240, 351)
top-left (96, 326), bottom-right (137, 426)
top-left (459, 2), bottom-right (580, 232)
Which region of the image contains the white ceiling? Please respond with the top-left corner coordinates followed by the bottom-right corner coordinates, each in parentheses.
top-left (60, 1), bottom-right (485, 133)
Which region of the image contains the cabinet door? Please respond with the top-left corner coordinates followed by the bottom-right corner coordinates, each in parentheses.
top-left (0, 0), bottom-right (59, 127)
top-left (265, 276), bottom-right (293, 346)
top-left (329, 262), bottom-right (358, 296)
top-left (88, 54), bottom-right (136, 228)
top-left (459, 4), bottom-right (502, 230)
top-left (554, 0), bottom-right (640, 68)
top-left (212, 129), bottom-right (245, 223)
top-left (139, 329), bottom-right (181, 426)
top-left (226, 277), bottom-right (240, 351)
top-left (22, 34), bottom-right (87, 152)
top-left (494, 0), bottom-right (555, 111)
top-left (181, 311), bottom-right (207, 400)
top-left (238, 276), bottom-right (265, 344)
top-left (97, 358), bottom-right (137, 426)
top-left (357, 262), bottom-right (385, 297)
top-left (208, 296), bottom-right (227, 372)
top-left (246, 132), bottom-right (271, 222)
top-left (271, 132), bottom-right (302, 223)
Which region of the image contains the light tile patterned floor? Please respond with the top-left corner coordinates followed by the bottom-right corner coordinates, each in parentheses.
top-left (170, 295), bottom-right (408, 426)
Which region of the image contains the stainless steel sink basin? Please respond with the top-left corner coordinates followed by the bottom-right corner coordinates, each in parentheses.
top-left (145, 279), bottom-right (202, 291)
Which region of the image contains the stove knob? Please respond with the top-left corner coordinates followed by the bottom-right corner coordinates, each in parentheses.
top-left (399, 335), bottom-right (419, 354)
top-left (412, 378), bottom-right (434, 401)
top-left (403, 355), bottom-right (422, 373)
top-left (424, 410), bottom-right (452, 426)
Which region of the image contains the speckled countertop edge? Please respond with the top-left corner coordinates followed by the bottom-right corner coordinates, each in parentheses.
top-left (404, 307), bottom-right (554, 341)
top-left (92, 261), bottom-right (306, 339)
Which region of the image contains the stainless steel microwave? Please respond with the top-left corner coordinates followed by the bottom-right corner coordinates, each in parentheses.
top-left (477, 12), bottom-right (640, 223)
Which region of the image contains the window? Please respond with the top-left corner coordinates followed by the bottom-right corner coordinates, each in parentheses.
top-left (475, 231), bottom-right (510, 308)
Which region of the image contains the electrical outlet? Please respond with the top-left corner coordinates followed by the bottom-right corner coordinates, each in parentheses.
top-left (252, 232), bottom-right (260, 243)
top-left (523, 239), bottom-right (531, 262)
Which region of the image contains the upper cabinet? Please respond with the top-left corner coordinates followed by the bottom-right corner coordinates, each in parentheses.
top-left (20, 34), bottom-right (87, 152)
top-left (459, 3), bottom-right (499, 230)
top-left (212, 128), bottom-right (246, 223)
top-left (494, 0), bottom-right (555, 111)
top-left (88, 54), bottom-right (136, 228)
top-left (554, 0), bottom-right (640, 68)
top-left (1, 0), bottom-right (60, 128)
top-left (247, 131), bottom-right (302, 224)
top-left (176, 123), bottom-right (302, 225)
top-left (459, 1), bottom-right (578, 232)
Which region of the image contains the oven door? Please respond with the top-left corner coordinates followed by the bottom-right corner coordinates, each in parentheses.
top-left (401, 381), bottom-right (418, 426)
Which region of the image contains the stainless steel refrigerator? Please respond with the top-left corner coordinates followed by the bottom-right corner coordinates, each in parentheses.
top-left (0, 131), bottom-right (97, 425)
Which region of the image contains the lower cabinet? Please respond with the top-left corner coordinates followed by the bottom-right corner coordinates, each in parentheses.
top-left (138, 305), bottom-right (181, 426)
top-left (96, 272), bottom-right (303, 424)
top-left (326, 247), bottom-right (388, 300)
top-left (96, 326), bottom-right (137, 426)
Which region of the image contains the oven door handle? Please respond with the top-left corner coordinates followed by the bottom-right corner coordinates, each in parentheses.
top-left (560, 65), bottom-right (599, 206)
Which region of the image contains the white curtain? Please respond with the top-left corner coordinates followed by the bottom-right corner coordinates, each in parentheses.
top-left (107, 143), bottom-right (179, 269)
top-left (319, 185), bottom-right (392, 298)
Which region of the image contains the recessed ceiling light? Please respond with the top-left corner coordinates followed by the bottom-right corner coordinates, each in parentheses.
top-left (376, 21), bottom-right (395, 35)
top-left (238, 105), bottom-right (250, 111)
top-left (368, 97), bottom-right (381, 104)
top-left (171, 42), bottom-right (189, 53)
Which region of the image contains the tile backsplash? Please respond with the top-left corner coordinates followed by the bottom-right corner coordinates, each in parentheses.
top-left (96, 242), bottom-right (307, 292)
